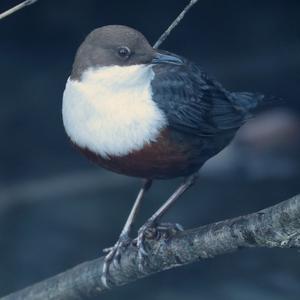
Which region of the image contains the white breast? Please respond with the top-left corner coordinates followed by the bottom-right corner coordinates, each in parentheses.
top-left (62, 64), bottom-right (167, 158)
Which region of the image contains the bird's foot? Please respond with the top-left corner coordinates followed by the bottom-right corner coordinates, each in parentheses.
top-left (101, 233), bottom-right (131, 288)
top-left (135, 222), bottom-right (184, 273)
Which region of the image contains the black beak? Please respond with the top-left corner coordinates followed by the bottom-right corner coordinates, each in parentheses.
top-left (152, 52), bottom-right (183, 65)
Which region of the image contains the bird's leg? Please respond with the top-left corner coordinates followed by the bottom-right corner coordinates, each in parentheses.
top-left (101, 179), bottom-right (152, 287)
top-left (135, 173), bottom-right (198, 270)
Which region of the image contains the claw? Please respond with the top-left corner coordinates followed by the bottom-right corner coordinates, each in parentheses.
top-left (135, 223), bottom-right (152, 273)
top-left (101, 234), bottom-right (131, 287)
top-left (156, 222), bottom-right (184, 238)
top-left (102, 246), bottom-right (113, 253)
top-left (135, 221), bottom-right (184, 273)
top-left (101, 262), bottom-right (110, 288)
top-left (138, 242), bottom-right (148, 256)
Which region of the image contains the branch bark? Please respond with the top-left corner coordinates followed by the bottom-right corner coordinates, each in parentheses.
top-left (0, 0), bottom-right (39, 21)
top-left (1, 193), bottom-right (300, 300)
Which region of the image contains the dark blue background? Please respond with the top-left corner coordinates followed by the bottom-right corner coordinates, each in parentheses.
top-left (0, 1), bottom-right (299, 299)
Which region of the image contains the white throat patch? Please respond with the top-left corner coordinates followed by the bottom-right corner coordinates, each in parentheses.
top-left (62, 64), bottom-right (167, 158)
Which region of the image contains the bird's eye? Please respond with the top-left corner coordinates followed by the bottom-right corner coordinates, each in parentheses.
top-left (118, 47), bottom-right (131, 58)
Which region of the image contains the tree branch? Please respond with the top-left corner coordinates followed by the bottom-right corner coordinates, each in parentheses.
top-left (0, 0), bottom-right (39, 21)
top-left (153, 0), bottom-right (200, 49)
top-left (2, 1), bottom-right (298, 299)
top-left (1, 194), bottom-right (300, 300)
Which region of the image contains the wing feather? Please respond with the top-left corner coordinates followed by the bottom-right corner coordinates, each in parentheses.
top-left (151, 55), bottom-right (245, 136)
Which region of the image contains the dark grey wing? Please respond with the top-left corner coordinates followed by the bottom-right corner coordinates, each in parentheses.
top-left (151, 56), bottom-right (246, 137)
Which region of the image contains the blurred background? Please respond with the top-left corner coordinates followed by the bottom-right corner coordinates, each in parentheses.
top-left (0, 0), bottom-right (300, 299)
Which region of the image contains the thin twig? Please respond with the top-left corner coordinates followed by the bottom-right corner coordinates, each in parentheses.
top-left (1, 194), bottom-right (300, 300)
top-left (0, 0), bottom-right (39, 21)
top-left (153, 0), bottom-right (199, 49)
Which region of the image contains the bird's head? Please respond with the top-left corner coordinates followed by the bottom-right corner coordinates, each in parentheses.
top-left (70, 25), bottom-right (183, 80)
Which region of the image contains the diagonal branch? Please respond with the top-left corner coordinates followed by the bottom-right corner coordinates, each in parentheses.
top-left (0, 0), bottom-right (39, 21)
top-left (153, 0), bottom-right (200, 49)
top-left (1, 194), bottom-right (300, 300)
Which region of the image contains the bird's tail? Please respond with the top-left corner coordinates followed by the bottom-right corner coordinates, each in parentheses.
top-left (230, 92), bottom-right (284, 118)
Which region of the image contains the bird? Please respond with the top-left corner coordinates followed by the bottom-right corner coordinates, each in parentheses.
top-left (62, 25), bottom-right (280, 286)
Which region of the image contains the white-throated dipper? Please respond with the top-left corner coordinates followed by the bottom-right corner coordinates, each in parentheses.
top-left (62, 25), bottom-right (280, 286)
